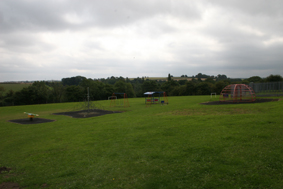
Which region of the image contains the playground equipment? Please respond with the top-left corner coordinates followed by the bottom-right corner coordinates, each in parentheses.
top-left (219, 84), bottom-right (256, 103)
top-left (144, 91), bottom-right (168, 106)
top-left (72, 87), bottom-right (104, 116)
top-left (24, 112), bottom-right (39, 121)
top-left (110, 93), bottom-right (130, 107)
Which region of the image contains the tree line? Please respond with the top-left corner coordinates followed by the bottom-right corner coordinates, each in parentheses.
top-left (0, 74), bottom-right (282, 106)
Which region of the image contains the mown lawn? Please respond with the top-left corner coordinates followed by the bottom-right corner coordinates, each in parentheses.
top-left (0, 96), bottom-right (283, 188)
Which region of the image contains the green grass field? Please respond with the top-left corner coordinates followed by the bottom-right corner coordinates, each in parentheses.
top-left (0, 96), bottom-right (283, 188)
top-left (0, 83), bottom-right (32, 94)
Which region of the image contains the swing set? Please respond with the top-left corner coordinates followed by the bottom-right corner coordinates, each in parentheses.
top-left (144, 91), bottom-right (168, 106)
top-left (109, 93), bottom-right (130, 107)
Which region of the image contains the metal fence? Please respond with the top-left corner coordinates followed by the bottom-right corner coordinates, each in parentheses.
top-left (249, 81), bottom-right (283, 97)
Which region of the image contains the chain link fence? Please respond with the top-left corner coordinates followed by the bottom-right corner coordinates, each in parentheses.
top-left (249, 81), bottom-right (283, 97)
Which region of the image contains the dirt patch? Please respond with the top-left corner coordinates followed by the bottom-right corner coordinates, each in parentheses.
top-left (201, 98), bottom-right (279, 105)
top-left (53, 109), bottom-right (122, 118)
top-left (0, 167), bottom-right (11, 174)
top-left (0, 167), bottom-right (20, 189)
top-left (0, 182), bottom-right (20, 189)
top-left (9, 118), bottom-right (55, 125)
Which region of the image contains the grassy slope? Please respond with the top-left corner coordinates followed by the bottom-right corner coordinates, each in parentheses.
top-left (0, 96), bottom-right (283, 188)
top-left (0, 83), bottom-right (32, 94)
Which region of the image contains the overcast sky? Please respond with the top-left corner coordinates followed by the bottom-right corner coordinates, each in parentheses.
top-left (1, 0), bottom-right (283, 81)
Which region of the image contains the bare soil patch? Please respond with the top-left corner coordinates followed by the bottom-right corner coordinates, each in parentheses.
top-left (9, 118), bottom-right (55, 125)
top-left (0, 182), bottom-right (20, 189)
top-left (0, 167), bottom-right (11, 174)
top-left (53, 109), bottom-right (122, 118)
top-left (201, 98), bottom-right (279, 105)
top-left (0, 167), bottom-right (20, 189)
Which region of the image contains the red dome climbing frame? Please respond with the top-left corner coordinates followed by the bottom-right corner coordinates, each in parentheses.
top-left (220, 84), bottom-right (256, 103)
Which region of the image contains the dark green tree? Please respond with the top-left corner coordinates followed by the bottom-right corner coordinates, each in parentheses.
top-left (0, 86), bottom-right (5, 100)
top-left (114, 80), bottom-right (127, 93)
top-left (215, 80), bottom-right (230, 94)
top-left (195, 82), bottom-right (213, 95)
top-left (247, 76), bottom-right (263, 83)
top-left (265, 74), bottom-right (283, 82)
top-left (125, 83), bottom-right (135, 97)
top-left (62, 76), bottom-right (86, 86)
top-left (142, 80), bottom-right (160, 92)
top-left (168, 73), bottom-right (172, 81)
top-left (64, 85), bottom-right (84, 102)
top-left (50, 82), bottom-right (65, 103)
top-left (185, 81), bottom-right (196, 95)
top-left (31, 81), bottom-right (50, 104)
top-left (161, 80), bottom-right (179, 95)
top-left (205, 77), bottom-right (215, 84)
top-left (3, 90), bottom-right (14, 106)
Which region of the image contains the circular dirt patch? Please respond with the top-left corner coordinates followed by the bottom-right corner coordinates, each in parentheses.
top-left (53, 109), bottom-right (122, 118)
top-left (9, 118), bottom-right (55, 125)
top-left (201, 98), bottom-right (279, 105)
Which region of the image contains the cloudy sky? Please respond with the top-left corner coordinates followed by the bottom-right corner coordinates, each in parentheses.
top-left (1, 0), bottom-right (283, 81)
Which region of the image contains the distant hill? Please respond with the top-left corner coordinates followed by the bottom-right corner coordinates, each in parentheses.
top-left (0, 83), bottom-right (32, 95)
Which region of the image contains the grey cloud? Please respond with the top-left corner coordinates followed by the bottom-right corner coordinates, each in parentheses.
top-left (0, 0), bottom-right (202, 33)
top-left (0, 0), bottom-right (282, 81)
top-left (207, 0), bottom-right (283, 16)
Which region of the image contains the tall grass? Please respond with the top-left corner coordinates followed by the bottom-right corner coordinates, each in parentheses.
top-left (0, 96), bottom-right (283, 188)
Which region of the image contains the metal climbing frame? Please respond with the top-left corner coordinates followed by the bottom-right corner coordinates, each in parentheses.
top-left (219, 84), bottom-right (256, 102)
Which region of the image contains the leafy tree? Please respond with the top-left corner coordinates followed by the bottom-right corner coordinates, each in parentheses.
top-left (104, 84), bottom-right (114, 97)
top-left (195, 82), bottom-right (213, 95)
top-left (31, 81), bottom-right (50, 103)
top-left (185, 81), bottom-right (196, 95)
top-left (13, 87), bottom-right (34, 105)
top-left (64, 85), bottom-right (84, 102)
top-left (0, 86), bottom-right (5, 99)
top-left (170, 85), bottom-right (188, 96)
top-left (205, 77), bottom-right (215, 84)
top-left (265, 74), bottom-right (283, 82)
top-left (216, 74), bottom-right (228, 81)
top-left (178, 80), bottom-right (187, 85)
top-left (80, 78), bottom-right (108, 100)
top-left (62, 76), bottom-right (86, 86)
top-left (215, 80), bottom-right (230, 94)
top-left (161, 80), bottom-right (179, 95)
top-left (114, 80), bottom-right (127, 93)
top-left (125, 83), bottom-right (135, 98)
top-left (241, 79), bottom-right (249, 84)
top-left (142, 80), bottom-right (160, 92)
top-left (247, 76), bottom-right (263, 83)
top-left (50, 82), bottom-right (64, 103)
top-left (113, 80), bottom-right (135, 98)
top-left (13, 81), bottom-right (51, 105)
top-left (168, 73), bottom-right (172, 81)
top-left (3, 90), bottom-right (14, 106)
top-left (177, 85), bottom-right (188, 96)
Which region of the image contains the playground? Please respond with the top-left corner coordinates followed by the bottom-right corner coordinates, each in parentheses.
top-left (1, 95), bottom-right (283, 188)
